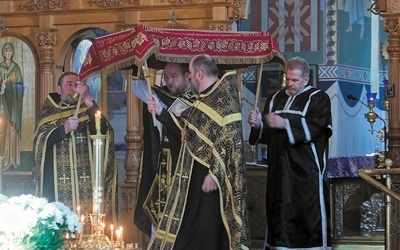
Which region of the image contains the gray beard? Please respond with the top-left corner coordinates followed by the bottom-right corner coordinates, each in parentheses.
top-left (62, 94), bottom-right (78, 105)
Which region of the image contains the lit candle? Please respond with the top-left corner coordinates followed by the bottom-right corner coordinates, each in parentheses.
top-left (110, 224), bottom-right (114, 242)
top-left (95, 110), bottom-right (101, 135)
top-left (79, 215), bottom-right (84, 243)
top-left (116, 229), bottom-right (121, 242)
top-left (120, 226), bottom-right (123, 243)
top-left (77, 205), bottom-right (80, 218)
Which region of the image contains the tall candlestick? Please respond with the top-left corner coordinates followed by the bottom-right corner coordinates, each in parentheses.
top-left (110, 224), bottom-right (114, 242)
top-left (95, 111), bottom-right (101, 135)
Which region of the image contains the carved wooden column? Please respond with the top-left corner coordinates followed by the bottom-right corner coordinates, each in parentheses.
top-left (385, 16), bottom-right (400, 250)
top-left (119, 71), bottom-right (143, 245)
top-left (378, 1), bottom-right (400, 249)
top-left (386, 17), bottom-right (400, 165)
top-left (35, 29), bottom-right (57, 106)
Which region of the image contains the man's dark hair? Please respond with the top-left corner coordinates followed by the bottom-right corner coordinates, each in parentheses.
top-left (58, 72), bottom-right (78, 86)
top-left (177, 63), bottom-right (189, 75)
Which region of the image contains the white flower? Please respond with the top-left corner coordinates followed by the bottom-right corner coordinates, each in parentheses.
top-left (0, 195), bottom-right (82, 249)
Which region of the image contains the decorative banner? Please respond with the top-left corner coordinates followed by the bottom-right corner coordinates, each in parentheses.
top-left (79, 24), bottom-right (285, 81)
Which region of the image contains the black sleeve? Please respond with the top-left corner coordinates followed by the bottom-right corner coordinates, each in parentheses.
top-left (46, 126), bottom-right (67, 146)
top-left (157, 108), bottom-right (181, 138)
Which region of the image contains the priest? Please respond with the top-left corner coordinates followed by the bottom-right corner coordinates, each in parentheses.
top-left (32, 72), bottom-right (117, 232)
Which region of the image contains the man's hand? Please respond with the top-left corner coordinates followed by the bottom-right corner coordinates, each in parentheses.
top-left (64, 116), bottom-right (78, 134)
top-left (248, 107), bottom-right (262, 129)
top-left (202, 174), bottom-right (218, 193)
top-left (265, 113), bottom-right (285, 129)
top-left (75, 81), bottom-right (94, 107)
top-left (146, 94), bottom-right (162, 115)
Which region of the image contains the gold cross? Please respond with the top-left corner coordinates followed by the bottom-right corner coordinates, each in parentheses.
top-left (59, 173), bottom-right (70, 184)
top-left (75, 133), bottom-right (86, 142)
top-left (79, 171), bottom-right (90, 182)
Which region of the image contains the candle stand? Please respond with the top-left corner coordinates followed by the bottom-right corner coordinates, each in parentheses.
top-left (79, 134), bottom-right (112, 249)
top-left (63, 121), bottom-right (132, 249)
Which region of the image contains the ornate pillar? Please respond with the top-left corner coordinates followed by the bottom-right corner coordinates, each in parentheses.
top-left (119, 70), bottom-right (144, 245)
top-left (377, 1), bottom-right (400, 249)
top-left (385, 17), bottom-right (400, 250)
top-left (112, 23), bottom-right (144, 245)
top-left (385, 16), bottom-right (400, 165)
top-left (35, 29), bottom-right (57, 106)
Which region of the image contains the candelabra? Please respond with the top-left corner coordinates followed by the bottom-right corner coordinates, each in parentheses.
top-left (365, 93), bottom-right (387, 148)
top-left (80, 133), bottom-right (112, 249)
top-left (347, 93), bottom-right (387, 159)
top-left (62, 114), bottom-right (133, 249)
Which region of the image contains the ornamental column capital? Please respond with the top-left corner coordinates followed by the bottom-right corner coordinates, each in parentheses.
top-left (383, 15), bottom-right (400, 33)
top-left (35, 29), bottom-right (58, 50)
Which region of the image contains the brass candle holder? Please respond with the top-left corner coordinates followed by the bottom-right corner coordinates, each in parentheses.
top-left (78, 134), bottom-right (111, 249)
top-left (0, 156), bottom-right (4, 194)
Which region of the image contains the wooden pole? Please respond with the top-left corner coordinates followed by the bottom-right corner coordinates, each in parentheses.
top-left (253, 63), bottom-right (264, 111)
top-left (142, 62), bottom-right (157, 126)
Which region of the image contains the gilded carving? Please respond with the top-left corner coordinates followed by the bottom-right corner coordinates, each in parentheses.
top-left (387, 0), bottom-right (400, 13)
top-left (121, 187), bottom-right (135, 211)
top-left (231, 0), bottom-right (247, 21)
top-left (162, 0), bottom-right (200, 4)
top-left (210, 23), bottom-right (228, 31)
top-left (35, 30), bottom-right (57, 69)
top-left (88, 0), bottom-right (137, 7)
top-left (384, 17), bottom-right (400, 32)
top-left (35, 30), bottom-right (57, 49)
top-left (20, 0), bottom-right (66, 11)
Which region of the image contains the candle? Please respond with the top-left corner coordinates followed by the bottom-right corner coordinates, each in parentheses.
top-left (110, 224), bottom-right (114, 242)
top-left (120, 226), bottom-right (123, 243)
top-left (116, 229), bottom-right (121, 242)
top-left (79, 215), bottom-right (84, 243)
top-left (95, 111), bottom-right (101, 135)
top-left (77, 205), bottom-right (80, 218)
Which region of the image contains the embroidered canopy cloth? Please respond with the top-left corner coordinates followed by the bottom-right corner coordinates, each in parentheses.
top-left (79, 24), bottom-right (285, 80)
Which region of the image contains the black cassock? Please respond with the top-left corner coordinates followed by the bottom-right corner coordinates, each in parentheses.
top-left (249, 85), bottom-right (332, 249)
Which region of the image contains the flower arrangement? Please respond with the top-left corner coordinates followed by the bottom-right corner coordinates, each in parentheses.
top-left (0, 194), bottom-right (82, 250)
